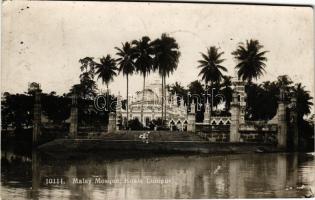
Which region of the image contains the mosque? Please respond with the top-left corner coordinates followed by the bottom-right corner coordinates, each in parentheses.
top-left (30, 75), bottom-right (297, 149)
top-left (116, 79), bottom-right (188, 130)
top-left (115, 78), bottom-right (247, 131)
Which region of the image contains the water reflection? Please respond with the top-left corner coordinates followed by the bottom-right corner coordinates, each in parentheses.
top-left (31, 151), bottom-right (39, 200)
top-left (1, 151), bottom-right (315, 199)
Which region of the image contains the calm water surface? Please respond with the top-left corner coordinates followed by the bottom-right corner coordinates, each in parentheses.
top-left (1, 150), bottom-right (315, 199)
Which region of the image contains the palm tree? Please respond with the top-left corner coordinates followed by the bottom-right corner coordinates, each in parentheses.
top-left (170, 82), bottom-right (187, 105)
top-left (170, 82), bottom-right (186, 95)
top-left (152, 33), bottom-right (180, 122)
top-left (198, 46), bottom-right (227, 112)
top-left (95, 55), bottom-right (117, 93)
top-left (276, 75), bottom-right (293, 94)
top-left (232, 39), bottom-right (268, 83)
top-left (132, 36), bottom-right (154, 124)
top-left (115, 42), bottom-right (136, 128)
top-left (291, 83), bottom-right (313, 120)
top-left (220, 75), bottom-right (233, 111)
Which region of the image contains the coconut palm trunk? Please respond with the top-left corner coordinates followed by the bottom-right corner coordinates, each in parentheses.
top-left (126, 74), bottom-right (129, 129)
top-left (161, 76), bottom-right (164, 121)
top-left (164, 76), bottom-right (167, 121)
top-left (115, 42), bottom-right (136, 130)
top-left (152, 34), bottom-right (180, 126)
top-left (141, 73), bottom-right (146, 125)
top-left (210, 81), bottom-right (213, 113)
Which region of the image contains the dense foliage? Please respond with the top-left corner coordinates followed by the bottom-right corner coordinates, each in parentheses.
top-left (1, 84), bottom-right (117, 130)
top-left (1, 36), bottom-right (313, 144)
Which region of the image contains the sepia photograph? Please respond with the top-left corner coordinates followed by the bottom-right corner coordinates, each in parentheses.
top-left (1, 0), bottom-right (315, 199)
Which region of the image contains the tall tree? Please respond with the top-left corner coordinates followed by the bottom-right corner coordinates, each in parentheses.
top-left (188, 80), bottom-right (206, 122)
top-left (77, 75), bottom-right (98, 99)
top-left (277, 75), bottom-right (293, 94)
top-left (95, 55), bottom-right (117, 93)
top-left (232, 39), bottom-right (268, 83)
top-left (170, 82), bottom-right (187, 105)
top-left (152, 33), bottom-right (180, 122)
top-left (132, 36), bottom-right (154, 124)
top-left (79, 57), bottom-right (95, 78)
top-left (76, 57), bottom-right (98, 99)
top-left (170, 82), bottom-right (186, 95)
top-left (291, 83), bottom-right (313, 120)
top-left (197, 46), bottom-right (227, 112)
top-left (115, 42), bottom-right (136, 128)
top-left (188, 80), bottom-right (205, 105)
top-left (220, 75), bottom-right (233, 111)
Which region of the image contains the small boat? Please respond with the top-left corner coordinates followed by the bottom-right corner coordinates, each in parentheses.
top-left (255, 148), bottom-right (264, 153)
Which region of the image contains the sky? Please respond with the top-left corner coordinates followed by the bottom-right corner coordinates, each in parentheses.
top-left (2, 1), bottom-right (314, 100)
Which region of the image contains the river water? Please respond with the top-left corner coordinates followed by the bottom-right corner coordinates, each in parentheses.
top-left (1, 150), bottom-right (315, 199)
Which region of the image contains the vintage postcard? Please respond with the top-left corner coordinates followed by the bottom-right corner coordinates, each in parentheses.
top-left (1, 1), bottom-right (314, 199)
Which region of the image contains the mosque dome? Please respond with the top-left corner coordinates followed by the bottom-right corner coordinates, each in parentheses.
top-left (135, 89), bottom-right (160, 103)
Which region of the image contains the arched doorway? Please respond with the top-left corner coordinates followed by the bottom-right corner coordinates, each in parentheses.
top-left (176, 120), bottom-right (182, 132)
top-left (183, 121), bottom-right (188, 131)
top-left (169, 120), bottom-right (175, 131)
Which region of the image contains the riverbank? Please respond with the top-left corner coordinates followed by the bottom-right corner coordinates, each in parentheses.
top-left (38, 137), bottom-right (280, 154)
